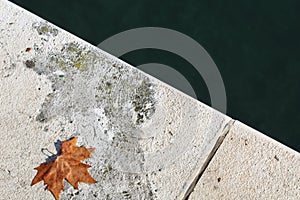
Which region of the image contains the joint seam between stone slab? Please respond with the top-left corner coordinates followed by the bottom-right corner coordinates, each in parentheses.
top-left (183, 119), bottom-right (236, 199)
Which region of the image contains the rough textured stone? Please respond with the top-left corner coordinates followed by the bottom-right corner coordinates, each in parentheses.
top-left (3, 1), bottom-right (298, 200)
top-left (0, 1), bottom-right (231, 199)
top-left (189, 121), bottom-right (300, 200)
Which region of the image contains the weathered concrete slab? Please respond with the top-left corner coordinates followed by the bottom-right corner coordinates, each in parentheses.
top-left (189, 121), bottom-right (300, 199)
top-left (0, 1), bottom-right (231, 199)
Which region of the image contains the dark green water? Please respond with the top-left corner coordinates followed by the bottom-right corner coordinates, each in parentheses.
top-left (10, 0), bottom-right (300, 152)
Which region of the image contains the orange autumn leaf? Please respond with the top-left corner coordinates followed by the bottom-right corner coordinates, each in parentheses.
top-left (31, 137), bottom-right (97, 200)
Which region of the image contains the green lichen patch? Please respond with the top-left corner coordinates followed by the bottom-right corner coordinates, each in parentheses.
top-left (93, 67), bottom-right (156, 128)
top-left (25, 60), bottom-right (35, 68)
top-left (32, 22), bottom-right (58, 37)
top-left (132, 80), bottom-right (156, 125)
top-left (102, 163), bottom-right (113, 174)
top-left (50, 42), bottom-right (98, 71)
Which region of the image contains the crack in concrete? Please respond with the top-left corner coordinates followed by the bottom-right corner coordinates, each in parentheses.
top-left (183, 119), bottom-right (236, 199)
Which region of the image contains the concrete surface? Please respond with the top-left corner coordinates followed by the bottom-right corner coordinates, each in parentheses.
top-left (189, 121), bottom-right (300, 199)
top-left (0, 1), bottom-right (230, 199)
top-left (0, 1), bottom-right (299, 200)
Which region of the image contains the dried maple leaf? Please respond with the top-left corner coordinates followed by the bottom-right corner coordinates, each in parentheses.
top-left (31, 137), bottom-right (97, 200)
